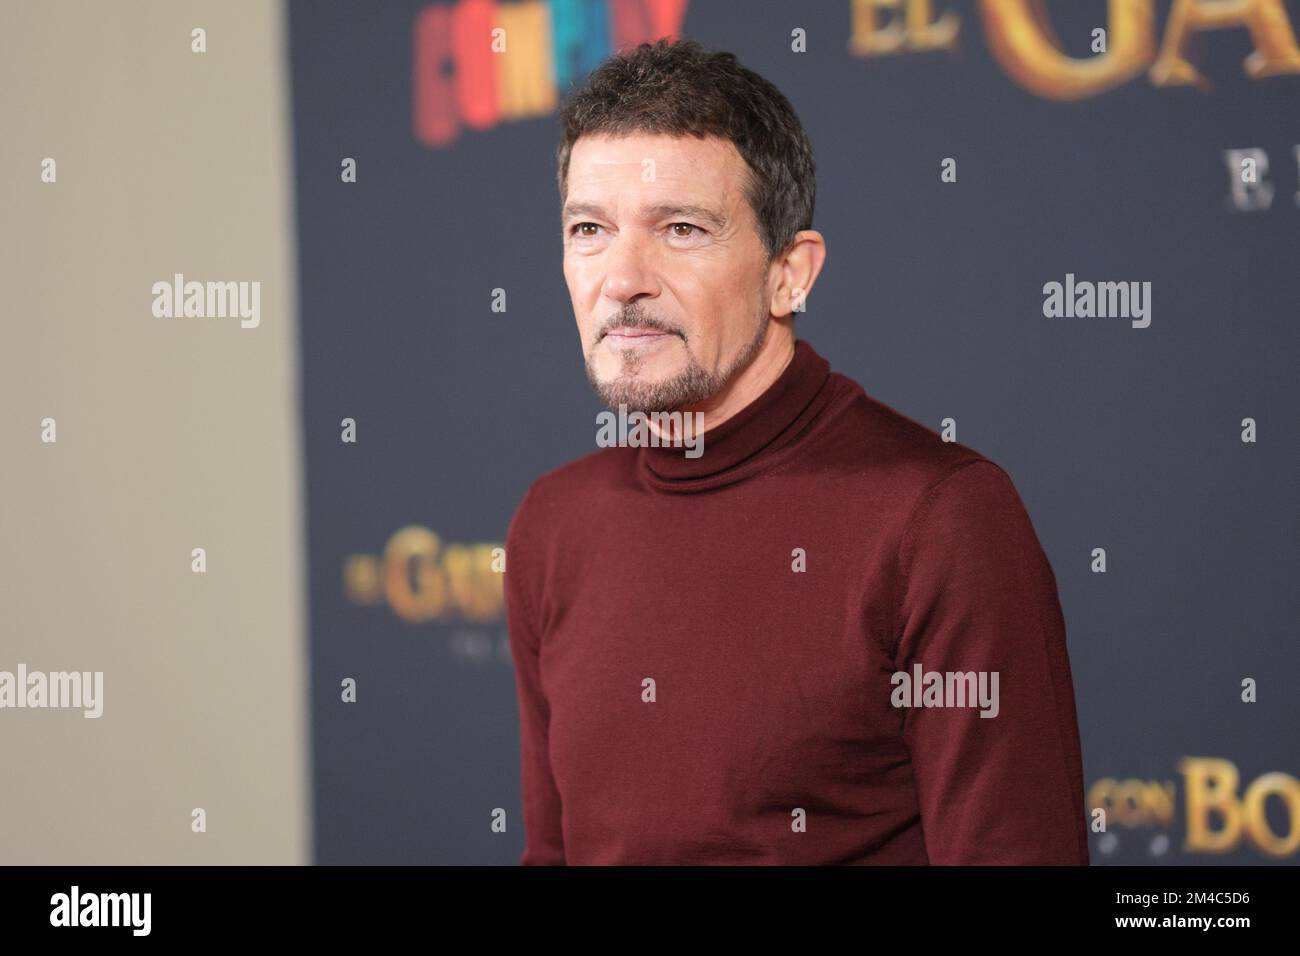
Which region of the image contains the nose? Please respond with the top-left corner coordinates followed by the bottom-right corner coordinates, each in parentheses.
top-left (600, 231), bottom-right (661, 304)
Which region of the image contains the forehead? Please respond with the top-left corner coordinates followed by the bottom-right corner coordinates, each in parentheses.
top-left (564, 132), bottom-right (748, 209)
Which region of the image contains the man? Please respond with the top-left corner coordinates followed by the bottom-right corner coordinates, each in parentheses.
top-left (504, 38), bottom-right (1089, 865)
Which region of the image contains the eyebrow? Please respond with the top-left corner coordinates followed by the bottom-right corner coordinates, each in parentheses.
top-left (561, 201), bottom-right (728, 231)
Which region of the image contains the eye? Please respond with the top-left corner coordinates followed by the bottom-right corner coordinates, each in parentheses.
top-left (669, 222), bottom-right (700, 238)
top-left (571, 222), bottom-right (601, 237)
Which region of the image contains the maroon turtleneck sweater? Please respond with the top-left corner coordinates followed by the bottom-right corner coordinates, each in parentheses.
top-left (504, 338), bottom-right (1089, 865)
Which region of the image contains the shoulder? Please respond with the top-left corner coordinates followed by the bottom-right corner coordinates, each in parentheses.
top-left (505, 445), bottom-right (629, 548)
top-left (819, 370), bottom-right (1008, 509)
top-left (804, 369), bottom-right (1043, 567)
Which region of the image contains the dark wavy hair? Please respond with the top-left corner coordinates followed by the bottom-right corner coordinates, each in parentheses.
top-left (556, 38), bottom-right (816, 265)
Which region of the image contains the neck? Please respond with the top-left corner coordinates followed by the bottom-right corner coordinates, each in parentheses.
top-left (635, 334), bottom-right (833, 491)
top-left (678, 322), bottom-right (796, 433)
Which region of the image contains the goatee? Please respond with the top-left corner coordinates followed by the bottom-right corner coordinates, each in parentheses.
top-left (586, 317), bottom-right (769, 414)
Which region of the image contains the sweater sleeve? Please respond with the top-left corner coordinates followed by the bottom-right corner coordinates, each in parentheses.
top-left (504, 490), bottom-right (567, 865)
top-left (893, 459), bottom-right (1089, 865)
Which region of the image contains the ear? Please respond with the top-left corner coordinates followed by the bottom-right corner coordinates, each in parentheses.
top-left (768, 230), bottom-right (827, 317)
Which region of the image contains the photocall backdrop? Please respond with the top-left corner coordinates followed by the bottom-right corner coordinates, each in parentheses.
top-left (287, 0), bottom-right (1300, 864)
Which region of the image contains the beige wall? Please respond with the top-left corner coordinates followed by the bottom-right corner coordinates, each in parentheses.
top-left (0, 1), bottom-right (308, 863)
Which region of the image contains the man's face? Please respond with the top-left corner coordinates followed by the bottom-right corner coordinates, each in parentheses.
top-left (562, 132), bottom-right (773, 413)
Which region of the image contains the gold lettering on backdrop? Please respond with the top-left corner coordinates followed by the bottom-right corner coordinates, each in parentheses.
top-left (1086, 777), bottom-right (1176, 828)
top-left (850, 0), bottom-right (1300, 98)
top-left (1180, 758), bottom-right (1300, 858)
top-left (978, 0), bottom-right (1154, 99)
top-left (1151, 0), bottom-right (1300, 87)
top-left (439, 542), bottom-right (503, 621)
top-left (849, 0), bottom-right (960, 55)
top-left (1086, 763), bottom-right (1300, 858)
top-left (343, 527), bottom-right (503, 623)
top-left (1240, 772), bottom-right (1300, 857)
top-left (385, 526), bottom-right (447, 622)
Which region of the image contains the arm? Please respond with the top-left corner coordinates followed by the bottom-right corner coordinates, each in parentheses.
top-left (504, 494), bottom-right (566, 865)
top-left (893, 459), bottom-right (1089, 865)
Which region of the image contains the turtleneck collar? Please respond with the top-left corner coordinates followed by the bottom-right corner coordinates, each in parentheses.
top-left (636, 338), bottom-right (834, 493)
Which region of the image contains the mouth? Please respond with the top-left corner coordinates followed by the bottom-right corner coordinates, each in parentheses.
top-left (602, 328), bottom-right (676, 346)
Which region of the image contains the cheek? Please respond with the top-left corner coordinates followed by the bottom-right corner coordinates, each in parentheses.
top-left (684, 266), bottom-right (754, 329)
top-left (565, 258), bottom-right (600, 305)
